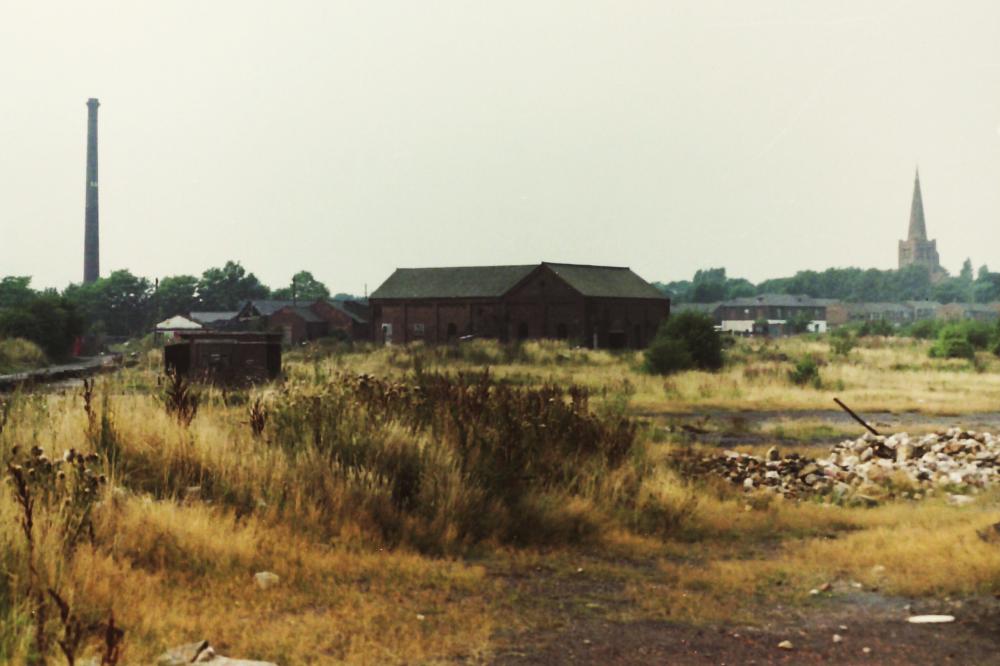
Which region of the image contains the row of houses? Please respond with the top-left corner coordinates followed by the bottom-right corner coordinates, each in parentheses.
top-left (677, 295), bottom-right (1000, 335)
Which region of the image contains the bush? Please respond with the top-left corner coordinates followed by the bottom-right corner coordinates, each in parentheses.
top-left (930, 327), bottom-right (976, 360)
top-left (0, 338), bottom-right (46, 374)
top-left (829, 328), bottom-right (855, 356)
top-left (904, 319), bottom-right (944, 340)
top-left (643, 338), bottom-right (694, 375)
top-left (788, 355), bottom-right (821, 387)
top-left (644, 312), bottom-right (722, 375)
top-left (857, 319), bottom-right (894, 337)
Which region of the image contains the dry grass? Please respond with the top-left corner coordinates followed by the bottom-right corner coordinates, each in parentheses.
top-left (0, 338), bottom-right (47, 375)
top-left (4, 336), bottom-right (1000, 663)
top-left (302, 336), bottom-right (1000, 414)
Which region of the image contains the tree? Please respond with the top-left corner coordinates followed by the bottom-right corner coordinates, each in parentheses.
top-left (960, 258), bottom-right (974, 282)
top-left (64, 270), bottom-right (154, 337)
top-left (271, 270), bottom-right (330, 301)
top-left (644, 311), bottom-right (723, 375)
top-left (0, 276), bottom-right (36, 309)
top-left (154, 275), bottom-right (199, 318)
top-left (932, 278), bottom-right (969, 305)
top-left (197, 261), bottom-right (270, 310)
top-left (0, 294), bottom-right (83, 358)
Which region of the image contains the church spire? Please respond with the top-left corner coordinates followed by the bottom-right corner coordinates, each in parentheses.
top-left (908, 168), bottom-right (927, 241)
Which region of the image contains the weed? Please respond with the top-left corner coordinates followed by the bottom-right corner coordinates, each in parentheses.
top-left (162, 371), bottom-right (199, 426)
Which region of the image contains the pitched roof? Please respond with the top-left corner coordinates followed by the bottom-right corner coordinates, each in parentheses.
top-left (189, 311), bottom-right (238, 324)
top-left (672, 302), bottom-right (722, 314)
top-left (722, 294), bottom-right (826, 308)
top-left (370, 263), bottom-right (667, 300)
top-left (275, 306), bottom-right (324, 323)
top-left (155, 315), bottom-right (202, 330)
top-left (849, 302), bottom-right (912, 314)
top-left (241, 300), bottom-right (298, 316)
top-left (542, 263), bottom-right (667, 299)
top-left (370, 265), bottom-right (536, 299)
top-left (326, 299), bottom-right (369, 323)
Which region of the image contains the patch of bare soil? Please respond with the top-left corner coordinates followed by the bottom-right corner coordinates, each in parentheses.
top-left (488, 560), bottom-right (1000, 665)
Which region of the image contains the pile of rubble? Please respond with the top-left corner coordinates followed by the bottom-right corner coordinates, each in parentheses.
top-left (682, 428), bottom-right (1000, 501)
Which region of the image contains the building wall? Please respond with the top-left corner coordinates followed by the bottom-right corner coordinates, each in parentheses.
top-left (370, 275), bottom-right (669, 349)
top-left (268, 310), bottom-right (328, 345)
top-left (309, 301), bottom-right (371, 341)
top-left (373, 299), bottom-right (508, 345)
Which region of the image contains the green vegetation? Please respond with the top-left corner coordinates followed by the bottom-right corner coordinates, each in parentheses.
top-left (644, 311), bottom-right (722, 375)
top-left (787, 354), bottom-right (821, 387)
top-left (0, 294), bottom-right (83, 359)
top-left (0, 338), bottom-right (47, 374)
top-left (658, 260), bottom-right (1000, 305)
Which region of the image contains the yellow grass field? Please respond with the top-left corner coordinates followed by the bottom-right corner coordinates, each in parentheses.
top-left (1, 336), bottom-right (999, 664)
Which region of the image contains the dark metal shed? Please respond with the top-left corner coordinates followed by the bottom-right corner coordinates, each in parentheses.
top-left (164, 331), bottom-right (282, 385)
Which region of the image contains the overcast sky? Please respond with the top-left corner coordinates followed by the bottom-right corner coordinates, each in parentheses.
top-left (2, 1), bottom-right (999, 293)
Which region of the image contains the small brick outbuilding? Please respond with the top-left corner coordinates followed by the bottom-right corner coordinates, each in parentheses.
top-left (369, 262), bottom-right (669, 349)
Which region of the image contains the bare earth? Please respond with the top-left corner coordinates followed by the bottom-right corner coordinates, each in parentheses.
top-left (489, 560), bottom-right (1000, 665)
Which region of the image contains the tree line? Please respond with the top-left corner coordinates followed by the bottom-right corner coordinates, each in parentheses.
top-left (656, 261), bottom-right (1000, 305)
top-left (0, 262), bottom-right (360, 357)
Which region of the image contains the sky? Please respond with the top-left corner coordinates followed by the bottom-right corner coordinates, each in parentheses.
top-left (2, 1), bottom-right (1000, 294)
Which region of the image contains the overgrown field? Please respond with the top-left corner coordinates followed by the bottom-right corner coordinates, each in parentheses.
top-left (2, 337), bottom-right (1000, 664)
top-left (0, 338), bottom-right (46, 375)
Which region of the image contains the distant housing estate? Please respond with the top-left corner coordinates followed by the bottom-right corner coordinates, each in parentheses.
top-left (683, 296), bottom-right (1000, 336)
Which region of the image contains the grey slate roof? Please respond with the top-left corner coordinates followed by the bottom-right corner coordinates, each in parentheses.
top-left (327, 299), bottom-right (369, 323)
top-left (371, 265), bottom-right (536, 299)
top-left (722, 294), bottom-right (826, 308)
top-left (189, 311), bottom-right (238, 324)
top-left (276, 306), bottom-right (324, 323)
top-left (370, 262), bottom-right (666, 300)
top-left (242, 300), bottom-right (298, 316)
top-left (544, 263), bottom-right (667, 299)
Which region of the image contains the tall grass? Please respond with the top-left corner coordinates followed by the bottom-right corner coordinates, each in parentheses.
top-left (0, 338), bottom-right (47, 375)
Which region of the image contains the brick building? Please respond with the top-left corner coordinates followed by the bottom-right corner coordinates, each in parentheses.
top-left (369, 262), bottom-right (669, 349)
top-left (235, 299), bottom-right (371, 344)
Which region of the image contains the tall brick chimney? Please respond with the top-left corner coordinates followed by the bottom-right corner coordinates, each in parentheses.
top-left (83, 98), bottom-right (100, 284)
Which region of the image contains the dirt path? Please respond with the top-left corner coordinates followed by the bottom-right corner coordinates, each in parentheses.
top-left (493, 614), bottom-right (1000, 665)
top-left (488, 558), bottom-right (1000, 665)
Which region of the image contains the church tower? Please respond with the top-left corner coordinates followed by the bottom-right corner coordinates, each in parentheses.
top-left (898, 169), bottom-right (941, 273)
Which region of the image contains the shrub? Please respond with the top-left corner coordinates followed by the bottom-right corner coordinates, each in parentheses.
top-left (829, 328), bottom-right (855, 356)
top-left (643, 338), bottom-right (694, 375)
top-left (0, 338), bottom-right (47, 374)
top-left (788, 355), bottom-right (821, 387)
top-left (857, 319), bottom-right (894, 337)
top-left (904, 319), bottom-right (944, 340)
top-left (930, 328), bottom-right (975, 360)
top-left (644, 312), bottom-right (722, 375)
top-left (785, 312), bottom-right (815, 335)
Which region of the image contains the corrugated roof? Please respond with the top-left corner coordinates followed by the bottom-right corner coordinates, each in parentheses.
top-left (542, 263), bottom-right (667, 299)
top-left (370, 265), bottom-right (536, 299)
top-left (370, 263), bottom-right (666, 300)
